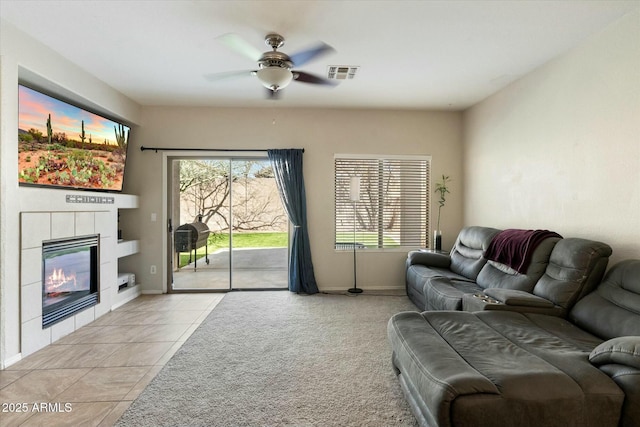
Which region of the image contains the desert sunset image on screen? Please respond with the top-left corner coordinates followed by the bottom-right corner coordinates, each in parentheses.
top-left (18, 84), bottom-right (130, 192)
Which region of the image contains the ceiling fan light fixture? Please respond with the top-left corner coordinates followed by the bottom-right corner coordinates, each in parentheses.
top-left (256, 67), bottom-right (293, 91)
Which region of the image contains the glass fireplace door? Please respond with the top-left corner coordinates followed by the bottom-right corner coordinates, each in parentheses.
top-left (42, 234), bottom-right (99, 327)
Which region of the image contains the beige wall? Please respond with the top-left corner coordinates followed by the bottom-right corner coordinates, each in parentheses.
top-left (125, 107), bottom-right (463, 292)
top-left (462, 10), bottom-right (640, 265)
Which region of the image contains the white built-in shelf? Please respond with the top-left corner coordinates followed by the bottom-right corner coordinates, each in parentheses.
top-left (115, 194), bottom-right (139, 209)
top-left (117, 239), bottom-right (139, 258)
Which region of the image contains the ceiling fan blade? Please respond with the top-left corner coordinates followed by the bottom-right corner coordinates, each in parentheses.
top-left (216, 33), bottom-right (262, 62)
top-left (293, 71), bottom-right (337, 86)
top-left (204, 70), bottom-right (257, 82)
top-left (289, 42), bottom-right (335, 67)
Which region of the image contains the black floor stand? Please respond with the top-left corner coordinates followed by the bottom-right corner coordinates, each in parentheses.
top-left (347, 244), bottom-right (362, 294)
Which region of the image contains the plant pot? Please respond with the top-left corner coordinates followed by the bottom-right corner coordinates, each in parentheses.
top-left (433, 230), bottom-right (442, 251)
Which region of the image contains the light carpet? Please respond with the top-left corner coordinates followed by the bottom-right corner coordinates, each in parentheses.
top-left (116, 291), bottom-right (418, 427)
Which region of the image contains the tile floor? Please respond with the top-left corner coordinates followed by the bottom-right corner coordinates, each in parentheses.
top-left (0, 293), bottom-right (225, 427)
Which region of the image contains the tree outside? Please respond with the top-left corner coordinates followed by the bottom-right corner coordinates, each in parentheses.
top-left (176, 159), bottom-right (288, 268)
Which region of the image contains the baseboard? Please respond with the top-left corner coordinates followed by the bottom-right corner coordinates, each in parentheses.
top-left (320, 285), bottom-right (407, 296)
top-left (1, 352), bottom-right (23, 369)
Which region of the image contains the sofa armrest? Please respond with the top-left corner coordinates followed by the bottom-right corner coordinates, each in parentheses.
top-left (407, 250), bottom-right (451, 268)
top-left (595, 338), bottom-right (640, 427)
top-left (484, 288), bottom-right (555, 308)
top-left (590, 337), bottom-right (640, 369)
top-left (597, 363), bottom-right (640, 427)
top-left (462, 290), bottom-right (564, 316)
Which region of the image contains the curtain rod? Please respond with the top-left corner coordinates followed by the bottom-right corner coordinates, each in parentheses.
top-left (140, 146), bottom-right (304, 153)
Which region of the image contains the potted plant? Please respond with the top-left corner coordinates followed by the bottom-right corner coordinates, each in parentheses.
top-left (433, 174), bottom-right (451, 251)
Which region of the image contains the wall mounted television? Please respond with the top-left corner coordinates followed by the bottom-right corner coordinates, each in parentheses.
top-left (18, 83), bottom-right (130, 192)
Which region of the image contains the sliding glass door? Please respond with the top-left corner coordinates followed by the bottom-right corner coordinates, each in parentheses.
top-left (168, 157), bottom-right (289, 291)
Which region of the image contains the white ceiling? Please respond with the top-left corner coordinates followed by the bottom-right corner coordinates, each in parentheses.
top-left (1, 0), bottom-right (638, 110)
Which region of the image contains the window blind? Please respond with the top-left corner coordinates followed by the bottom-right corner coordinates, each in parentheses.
top-left (335, 155), bottom-right (430, 249)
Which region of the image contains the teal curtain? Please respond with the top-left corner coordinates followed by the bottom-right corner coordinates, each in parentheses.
top-left (268, 149), bottom-right (319, 294)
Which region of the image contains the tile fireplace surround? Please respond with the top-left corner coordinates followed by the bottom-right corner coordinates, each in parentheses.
top-left (20, 210), bottom-right (115, 358)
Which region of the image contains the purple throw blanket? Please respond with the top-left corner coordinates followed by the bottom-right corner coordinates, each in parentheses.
top-left (484, 229), bottom-right (562, 274)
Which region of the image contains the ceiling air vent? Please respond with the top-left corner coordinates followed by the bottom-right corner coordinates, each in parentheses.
top-left (327, 66), bottom-right (359, 80)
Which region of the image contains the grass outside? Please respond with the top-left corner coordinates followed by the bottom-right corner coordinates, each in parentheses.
top-left (335, 232), bottom-right (399, 248)
top-left (179, 231), bottom-right (402, 268)
top-left (178, 231), bottom-right (288, 268)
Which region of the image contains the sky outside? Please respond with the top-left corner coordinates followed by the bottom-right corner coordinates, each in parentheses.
top-left (18, 85), bottom-right (128, 146)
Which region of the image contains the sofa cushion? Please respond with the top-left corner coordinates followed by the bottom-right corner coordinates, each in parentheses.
top-left (590, 337), bottom-right (640, 369)
top-left (406, 263), bottom-right (472, 310)
top-left (449, 226), bottom-right (500, 280)
top-left (570, 259), bottom-right (640, 340)
top-left (533, 238), bottom-right (612, 311)
top-left (475, 235), bottom-right (559, 292)
top-left (484, 229), bottom-right (563, 274)
top-left (424, 277), bottom-right (482, 311)
top-left (406, 250), bottom-right (475, 310)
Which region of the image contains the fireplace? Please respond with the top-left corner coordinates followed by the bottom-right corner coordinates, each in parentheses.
top-left (42, 235), bottom-right (100, 328)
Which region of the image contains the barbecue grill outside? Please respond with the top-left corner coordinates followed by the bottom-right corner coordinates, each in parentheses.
top-left (175, 219), bottom-right (210, 271)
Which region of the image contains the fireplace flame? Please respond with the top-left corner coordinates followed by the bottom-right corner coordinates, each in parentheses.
top-left (46, 268), bottom-right (77, 296)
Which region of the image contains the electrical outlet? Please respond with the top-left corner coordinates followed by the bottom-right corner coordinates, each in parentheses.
top-left (150, 265), bottom-right (157, 274)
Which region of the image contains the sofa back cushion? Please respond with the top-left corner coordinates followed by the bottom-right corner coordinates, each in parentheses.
top-left (533, 238), bottom-right (612, 312)
top-left (449, 226), bottom-right (500, 280)
top-left (570, 259), bottom-right (640, 340)
top-left (475, 236), bottom-right (559, 292)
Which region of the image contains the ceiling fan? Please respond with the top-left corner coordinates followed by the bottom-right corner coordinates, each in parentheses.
top-left (205, 33), bottom-right (337, 99)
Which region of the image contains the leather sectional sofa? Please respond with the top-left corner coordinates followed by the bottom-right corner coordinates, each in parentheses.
top-left (406, 226), bottom-right (612, 316)
top-left (388, 259), bottom-right (640, 427)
